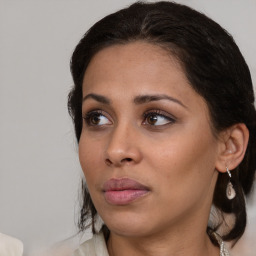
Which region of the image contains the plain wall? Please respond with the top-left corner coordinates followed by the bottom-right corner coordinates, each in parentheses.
top-left (0, 0), bottom-right (255, 255)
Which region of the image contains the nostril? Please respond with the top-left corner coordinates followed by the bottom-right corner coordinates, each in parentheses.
top-left (105, 157), bottom-right (134, 166)
top-left (105, 159), bottom-right (112, 165)
top-left (123, 158), bottom-right (133, 162)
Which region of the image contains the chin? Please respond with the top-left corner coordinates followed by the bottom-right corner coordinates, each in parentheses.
top-left (100, 211), bottom-right (156, 238)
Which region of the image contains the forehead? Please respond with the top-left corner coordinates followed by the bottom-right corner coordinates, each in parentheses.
top-left (83, 41), bottom-right (186, 91)
top-left (83, 41), bottom-right (204, 105)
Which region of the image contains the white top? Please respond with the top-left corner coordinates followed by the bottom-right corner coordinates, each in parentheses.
top-left (74, 232), bottom-right (108, 256)
top-left (73, 231), bottom-right (230, 256)
top-left (0, 233), bottom-right (23, 256)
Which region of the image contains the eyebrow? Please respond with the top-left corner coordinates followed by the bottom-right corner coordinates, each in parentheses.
top-left (83, 93), bottom-right (110, 104)
top-left (82, 93), bottom-right (187, 108)
top-left (134, 94), bottom-right (187, 108)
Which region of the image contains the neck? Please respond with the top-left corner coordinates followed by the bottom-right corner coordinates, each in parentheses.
top-left (108, 228), bottom-right (219, 256)
top-left (107, 198), bottom-right (219, 256)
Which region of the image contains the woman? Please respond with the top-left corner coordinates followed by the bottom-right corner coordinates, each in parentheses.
top-left (68, 1), bottom-right (256, 255)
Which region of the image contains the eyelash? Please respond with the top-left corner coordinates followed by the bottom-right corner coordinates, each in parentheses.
top-left (143, 109), bottom-right (176, 125)
top-left (83, 110), bottom-right (111, 127)
top-left (83, 109), bottom-right (176, 128)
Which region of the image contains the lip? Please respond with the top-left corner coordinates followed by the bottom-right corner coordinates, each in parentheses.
top-left (103, 178), bottom-right (150, 205)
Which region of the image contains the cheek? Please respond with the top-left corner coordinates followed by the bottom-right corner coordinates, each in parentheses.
top-left (148, 150), bottom-right (216, 221)
top-left (145, 126), bottom-right (217, 196)
top-left (78, 135), bottom-right (104, 181)
top-left (161, 120), bottom-right (216, 168)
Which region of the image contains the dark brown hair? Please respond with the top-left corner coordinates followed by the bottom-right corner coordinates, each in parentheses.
top-left (68, 1), bottom-right (256, 244)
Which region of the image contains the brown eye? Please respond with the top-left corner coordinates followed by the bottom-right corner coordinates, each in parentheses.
top-left (84, 111), bottom-right (111, 126)
top-left (90, 114), bottom-right (101, 125)
top-left (146, 114), bottom-right (158, 125)
top-left (143, 111), bottom-right (176, 126)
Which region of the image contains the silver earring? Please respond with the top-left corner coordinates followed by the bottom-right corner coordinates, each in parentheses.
top-left (226, 166), bottom-right (236, 200)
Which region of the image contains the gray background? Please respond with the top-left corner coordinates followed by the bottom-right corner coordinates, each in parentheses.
top-left (0, 0), bottom-right (255, 255)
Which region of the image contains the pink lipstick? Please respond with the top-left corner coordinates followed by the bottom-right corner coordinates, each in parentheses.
top-left (103, 178), bottom-right (150, 205)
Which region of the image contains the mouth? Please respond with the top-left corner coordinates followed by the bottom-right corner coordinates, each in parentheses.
top-left (103, 178), bottom-right (150, 205)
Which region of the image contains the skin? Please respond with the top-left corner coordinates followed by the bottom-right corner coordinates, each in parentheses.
top-left (79, 41), bottom-right (247, 256)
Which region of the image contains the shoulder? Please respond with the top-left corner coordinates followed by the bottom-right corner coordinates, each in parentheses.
top-left (73, 232), bottom-right (109, 256)
top-left (0, 233), bottom-right (23, 256)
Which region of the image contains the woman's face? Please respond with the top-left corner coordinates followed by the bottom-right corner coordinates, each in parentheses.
top-left (79, 42), bottom-right (220, 237)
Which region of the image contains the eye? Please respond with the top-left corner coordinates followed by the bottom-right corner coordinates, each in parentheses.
top-left (83, 110), bottom-right (112, 126)
top-left (143, 110), bottom-right (175, 126)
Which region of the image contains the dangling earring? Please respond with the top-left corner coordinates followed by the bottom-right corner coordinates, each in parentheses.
top-left (226, 166), bottom-right (236, 200)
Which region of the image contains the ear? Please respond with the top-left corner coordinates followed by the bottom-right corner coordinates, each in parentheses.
top-left (215, 123), bottom-right (249, 173)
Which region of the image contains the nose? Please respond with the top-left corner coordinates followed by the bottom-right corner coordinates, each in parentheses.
top-left (105, 123), bottom-right (142, 167)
